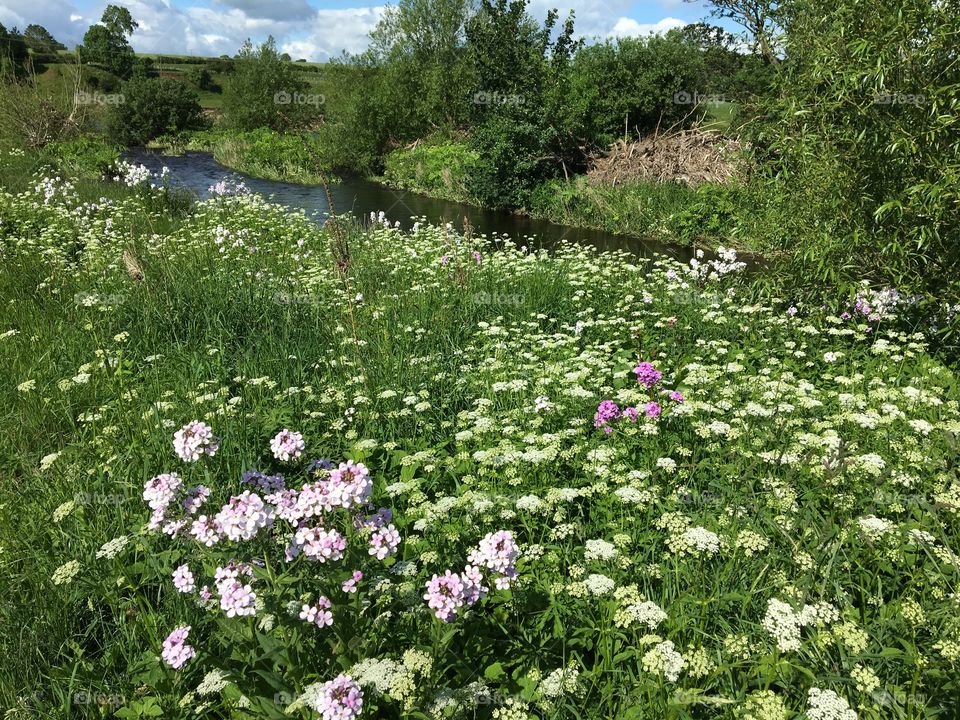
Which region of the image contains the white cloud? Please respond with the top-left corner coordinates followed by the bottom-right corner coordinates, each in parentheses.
top-left (608, 16), bottom-right (687, 37)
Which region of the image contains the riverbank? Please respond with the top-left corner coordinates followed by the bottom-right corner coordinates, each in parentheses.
top-left (154, 129), bottom-right (756, 252)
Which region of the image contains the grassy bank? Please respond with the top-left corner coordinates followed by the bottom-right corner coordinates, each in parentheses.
top-left (2, 146), bottom-right (960, 718)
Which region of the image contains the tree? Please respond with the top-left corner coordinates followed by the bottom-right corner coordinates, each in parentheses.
top-left (0, 24), bottom-right (29, 76)
top-left (108, 76), bottom-right (207, 145)
top-left (23, 25), bottom-right (66, 53)
top-left (686, 0), bottom-right (782, 64)
top-left (80, 5), bottom-right (139, 79)
top-left (221, 37), bottom-right (311, 131)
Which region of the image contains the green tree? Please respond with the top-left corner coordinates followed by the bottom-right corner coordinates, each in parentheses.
top-left (687, 0), bottom-right (782, 64)
top-left (23, 25), bottom-right (66, 53)
top-left (80, 5), bottom-right (139, 79)
top-left (108, 76), bottom-right (207, 145)
top-left (221, 37), bottom-right (311, 131)
top-left (0, 24), bottom-right (29, 76)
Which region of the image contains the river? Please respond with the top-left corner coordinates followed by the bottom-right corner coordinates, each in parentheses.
top-left (125, 149), bottom-right (698, 262)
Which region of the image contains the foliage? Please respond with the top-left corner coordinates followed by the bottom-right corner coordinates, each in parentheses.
top-left (380, 137), bottom-right (478, 202)
top-left (79, 5), bottom-right (139, 80)
top-left (221, 38), bottom-right (314, 132)
top-left (2, 161), bottom-right (960, 718)
top-left (108, 77), bottom-right (207, 146)
top-left (23, 25), bottom-right (66, 54)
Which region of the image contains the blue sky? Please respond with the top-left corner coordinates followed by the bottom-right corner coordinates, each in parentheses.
top-left (0, 0), bottom-right (721, 62)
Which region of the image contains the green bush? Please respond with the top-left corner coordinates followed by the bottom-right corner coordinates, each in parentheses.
top-left (108, 77), bottom-right (207, 146)
top-left (381, 138), bottom-right (478, 201)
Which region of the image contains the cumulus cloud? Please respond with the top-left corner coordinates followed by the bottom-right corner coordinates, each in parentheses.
top-left (608, 16), bottom-right (687, 37)
top-left (212, 0), bottom-right (318, 22)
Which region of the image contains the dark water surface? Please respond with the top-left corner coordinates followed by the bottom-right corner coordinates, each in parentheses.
top-left (126, 148), bottom-right (695, 261)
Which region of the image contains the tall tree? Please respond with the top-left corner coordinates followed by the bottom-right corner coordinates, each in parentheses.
top-left (80, 5), bottom-right (139, 79)
top-left (23, 25), bottom-right (66, 53)
top-left (686, 0), bottom-right (782, 64)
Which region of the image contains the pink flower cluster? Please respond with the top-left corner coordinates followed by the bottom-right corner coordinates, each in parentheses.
top-left (300, 596), bottom-right (333, 627)
top-left (342, 570), bottom-right (363, 593)
top-left (214, 491), bottom-right (275, 542)
top-left (144, 472), bottom-right (211, 536)
top-left (215, 563), bottom-right (257, 618)
top-left (161, 626), bottom-right (196, 669)
top-left (423, 530), bottom-right (517, 621)
top-left (633, 361), bottom-right (663, 389)
top-left (172, 564), bottom-right (195, 593)
top-left (173, 420), bottom-right (220, 462)
top-left (270, 429), bottom-right (305, 461)
top-left (290, 526), bottom-right (347, 562)
top-left (314, 674), bottom-right (363, 720)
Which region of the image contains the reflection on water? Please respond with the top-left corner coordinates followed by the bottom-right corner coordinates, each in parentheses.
top-left (126, 149), bottom-right (694, 261)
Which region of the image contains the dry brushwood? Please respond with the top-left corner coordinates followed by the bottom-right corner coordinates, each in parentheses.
top-left (587, 128), bottom-right (743, 187)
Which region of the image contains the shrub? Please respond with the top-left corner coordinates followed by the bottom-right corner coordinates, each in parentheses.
top-left (108, 77), bottom-right (207, 146)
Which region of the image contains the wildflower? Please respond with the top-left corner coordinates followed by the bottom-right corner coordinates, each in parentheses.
top-left (469, 530), bottom-right (519, 588)
top-left (96, 535), bottom-right (129, 560)
top-left (215, 491), bottom-right (274, 542)
top-left (313, 674), bottom-right (363, 720)
top-left (342, 571), bottom-right (363, 593)
top-left (423, 571), bottom-right (467, 621)
top-left (40, 452), bottom-right (60, 471)
top-left (641, 640), bottom-right (685, 682)
top-left (16, 379), bottom-right (36, 393)
top-left (52, 560), bottom-right (81, 585)
top-left (594, 400), bottom-right (620, 431)
top-left (173, 421), bottom-right (220, 462)
top-left (806, 688), bottom-right (856, 720)
top-left (668, 390), bottom-right (685, 403)
top-left (271, 429), bottom-right (306, 461)
top-left (300, 597), bottom-right (334, 627)
top-left (634, 362), bottom-right (662, 389)
top-left (173, 564), bottom-right (196, 593)
top-left (645, 401), bottom-right (661, 418)
top-left (161, 626), bottom-right (196, 670)
top-left (368, 524), bottom-right (401, 560)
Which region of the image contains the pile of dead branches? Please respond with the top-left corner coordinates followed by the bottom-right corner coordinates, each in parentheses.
top-left (587, 128), bottom-right (743, 187)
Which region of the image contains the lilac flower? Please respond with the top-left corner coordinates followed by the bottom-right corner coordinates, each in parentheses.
top-left (270, 429), bottom-right (305, 461)
top-left (216, 572), bottom-right (257, 618)
top-left (214, 491), bottom-right (274, 542)
top-left (440, 254), bottom-right (450, 266)
top-left (161, 626), bottom-right (196, 669)
top-left (623, 406), bottom-right (640, 422)
top-left (300, 596), bottom-right (333, 627)
top-left (423, 571), bottom-right (467, 622)
top-left (173, 421), bottom-right (220, 462)
top-left (668, 390), bottom-right (685, 403)
top-left (471, 251), bottom-right (482, 264)
top-left (190, 515), bottom-right (222, 547)
top-left (143, 473), bottom-right (182, 511)
top-left (183, 485), bottom-right (211, 515)
top-left (645, 401), bottom-right (661, 418)
top-left (368, 524), bottom-right (401, 560)
top-left (172, 564), bottom-right (195, 593)
top-left (314, 674), bottom-right (363, 720)
top-left (291, 526), bottom-right (347, 562)
top-left (634, 362), bottom-right (662, 389)
top-left (342, 571), bottom-right (363, 594)
top-left (241, 470), bottom-right (286, 493)
top-left (469, 530), bottom-right (519, 589)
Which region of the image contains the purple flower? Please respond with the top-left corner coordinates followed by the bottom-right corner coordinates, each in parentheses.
top-left (623, 406), bottom-right (640, 422)
top-left (300, 596), bottom-right (333, 627)
top-left (368, 524), bottom-right (401, 560)
top-left (668, 390), bottom-right (685, 403)
top-left (440, 254), bottom-right (450, 266)
top-left (593, 400), bottom-right (621, 429)
top-left (645, 401), bottom-right (661, 418)
top-left (423, 571), bottom-right (467, 622)
top-left (633, 362), bottom-right (662, 389)
top-left (214, 491), bottom-right (274, 542)
top-left (143, 473), bottom-right (182, 511)
top-left (342, 571), bottom-right (363, 594)
top-left (314, 674), bottom-right (363, 720)
top-left (161, 626), bottom-right (196, 669)
top-left (468, 530), bottom-right (518, 589)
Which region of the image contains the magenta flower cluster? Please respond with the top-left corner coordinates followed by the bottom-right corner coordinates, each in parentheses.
top-left (594, 361), bottom-right (685, 433)
top-left (423, 530), bottom-right (518, 621)
top-left (173, 420), bottom-right (220, 462)
top-left (633, 361), bottom-right (663, 389)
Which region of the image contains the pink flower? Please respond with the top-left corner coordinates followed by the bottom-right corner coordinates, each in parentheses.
top-left (172, 564), bottom-right (195, 593)
top-left (270, 429), bottom-right (305, 461)
top-left (161, 626), bottom-right (196, 669)
top-left (143, 473), bottom-right (182, 511)
top-left (291, 526), bottom-right (346, 563)
top-left (173, 421), bottom-right (220, 462)
top-left (645, 401), bottom-right (661, 418)
top-left (423, 571), bottom-right (467, 622)
top-left (342, 571), bottom-right (363, 593)
top-left (368, 524), bottom-right (401, 560)
top-left (313, 674), bottom-right (363, 720)
top-left (668, 390), bottom-right (685, 403)
top-left (300, 596), bottom-right (334, 627)
top-left (623, 406), bottom-right (640, 422)
top-left (214, 491), bottom-right (274, 542)
top-left (190, 515), bottom-right (221, 547)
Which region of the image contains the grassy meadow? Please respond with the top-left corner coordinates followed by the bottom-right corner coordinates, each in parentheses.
top-left (0, 149), bottom-right (958, 719)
